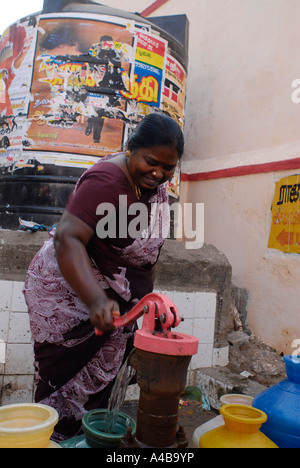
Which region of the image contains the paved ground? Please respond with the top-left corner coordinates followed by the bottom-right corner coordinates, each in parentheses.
top-left (120, 400), bottom-right (216, 448)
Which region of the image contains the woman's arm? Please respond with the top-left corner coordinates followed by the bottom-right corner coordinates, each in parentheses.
top-left (54, 211), bottom-right (119, 332)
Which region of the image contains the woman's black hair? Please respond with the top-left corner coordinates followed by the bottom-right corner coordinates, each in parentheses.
top-left (127, 113), bottom-right (184, 159)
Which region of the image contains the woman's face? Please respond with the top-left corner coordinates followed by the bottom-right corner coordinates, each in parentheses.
top-left (127, 145), bottom-right (179, 190)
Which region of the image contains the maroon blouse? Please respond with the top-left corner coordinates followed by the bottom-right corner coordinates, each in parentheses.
top-left (66, 156), bottom-right (169, 314)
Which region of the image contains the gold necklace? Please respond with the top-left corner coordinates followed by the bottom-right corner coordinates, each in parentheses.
top-left (124, 153), bottom-right (141, 200)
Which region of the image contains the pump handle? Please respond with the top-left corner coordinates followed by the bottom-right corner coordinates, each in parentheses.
top-left (95, 293), bottom-right (182, 336)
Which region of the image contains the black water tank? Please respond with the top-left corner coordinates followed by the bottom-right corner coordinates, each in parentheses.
top-left (0, 0), bottom-right (189, 229)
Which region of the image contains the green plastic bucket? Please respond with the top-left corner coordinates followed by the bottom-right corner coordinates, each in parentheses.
top-left (82, 409), bottom-right (136, 448)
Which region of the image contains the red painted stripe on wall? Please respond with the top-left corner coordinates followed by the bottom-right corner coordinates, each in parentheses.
top-left (181, 158), bottom-right (300, 182)
top-left (141, 0), bottom-right (170, 17)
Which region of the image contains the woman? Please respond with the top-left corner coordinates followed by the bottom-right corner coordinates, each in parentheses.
top-left (23, 113), bottom-right (184, 441)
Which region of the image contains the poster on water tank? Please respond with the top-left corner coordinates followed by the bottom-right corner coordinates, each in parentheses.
top-left (162, 54), bottom-right (186, 126)
top-left (25, 16), bottom-right (172, 159)
top-left (26, 16), bottom-right (136, 156)
top-left (120, 30), bottom-right (166, 112)
top-left (0, 18), bottom-right (37, 152)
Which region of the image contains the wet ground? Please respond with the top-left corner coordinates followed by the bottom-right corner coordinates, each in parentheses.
top-left (120, 400), bottom-right (217, 448)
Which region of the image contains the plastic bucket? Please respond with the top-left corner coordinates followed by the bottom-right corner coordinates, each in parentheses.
top-left (0, 403), bottom-right (58, 448)
top-left (220, 394), bottom-right (254, 407)
top-left (82, 409), bottom-right (136, 448)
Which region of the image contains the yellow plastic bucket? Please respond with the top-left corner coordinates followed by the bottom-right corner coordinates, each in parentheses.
top-left (0, 403), bottom-right (59, 448)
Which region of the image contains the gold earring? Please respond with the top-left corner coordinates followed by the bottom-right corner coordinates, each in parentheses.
top-left (135, 185), bottom-right (142, 200)
top-left (125, 150), bottom-right (131, 158)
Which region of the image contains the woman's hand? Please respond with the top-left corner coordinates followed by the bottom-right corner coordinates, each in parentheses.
top-left (90, 295), bottom-right (120, 334)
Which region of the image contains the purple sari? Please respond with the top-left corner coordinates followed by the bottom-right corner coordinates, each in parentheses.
top-left (23, 156), bottom-right (170, 441)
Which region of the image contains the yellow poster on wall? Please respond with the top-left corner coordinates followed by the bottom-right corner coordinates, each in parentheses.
top-left (268, 175), bottom-right (300, 253)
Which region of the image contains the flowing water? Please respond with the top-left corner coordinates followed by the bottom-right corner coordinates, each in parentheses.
top-left (103, 357), bottom-right (136, 434)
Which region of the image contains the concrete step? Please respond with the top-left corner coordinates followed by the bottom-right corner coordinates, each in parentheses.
top-left (194, 366), bottom-right (267, 410)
